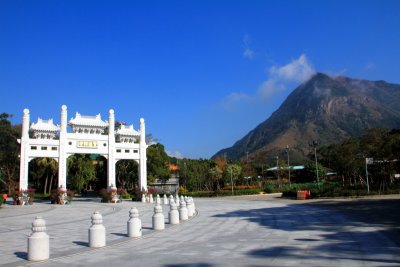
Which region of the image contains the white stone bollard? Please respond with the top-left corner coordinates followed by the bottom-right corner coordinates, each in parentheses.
top-left (191, 197), bottom-right (196, 211)
top-left (169, 201), bottom-right (180, 225)
top-left (127, 207), bottom-right (142, 238)
top-left (179, 198), bottom-right (188, 221)
top-left (28, 216), bottom-right (49, 261)
top-left (169, 195), bottom-right (174, 204)
top-left (152, 205), bottom-right (165, 230)
top-left (163, 194), bottom-right (169, 205)
top-left (186, 197), bottom-right (194, 217)
top-left (149, 194), bottom-right (154, 203)
top-left (156, 194), bottom-right (161, 205)
top-left (88, 211), bottom-right (106, 248)
top-left (141, 194), bottom-right (146, 203)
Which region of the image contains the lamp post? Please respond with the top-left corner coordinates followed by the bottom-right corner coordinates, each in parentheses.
top-left (365, 157), bottom-right (372, 194)
top-left (229, 166), bottom-right (234, 196)
top-left (309, 140), bottom-right (320, 188)
top-left (286, 145), bottom-right (291, 187)
top-left (276, 155), bottom-right (281, 188)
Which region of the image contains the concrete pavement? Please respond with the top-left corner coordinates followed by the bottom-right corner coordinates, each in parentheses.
top-left (0, 196), bottom-right (399, 267)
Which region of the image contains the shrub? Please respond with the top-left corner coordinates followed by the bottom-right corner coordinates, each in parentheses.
top-left (99, 188), bottom-right (112, 203)
top-left (186, 187), bottom-right (263, 197)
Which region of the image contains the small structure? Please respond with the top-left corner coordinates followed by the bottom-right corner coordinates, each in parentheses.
top-left (151, 178), bottom-right (179, 195)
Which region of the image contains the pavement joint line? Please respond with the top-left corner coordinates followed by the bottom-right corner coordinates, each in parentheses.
top-left (4, 208), bottom-right (199, 267)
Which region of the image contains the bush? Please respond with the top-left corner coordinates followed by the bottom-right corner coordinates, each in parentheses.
top-left (34, 193), bottom-right (50, 200)
top-left (99, 188), bottom-right (112, 203)
top-left (186, 188), bottom-right (263, 197)
top-left (120, 193), bottom-right (131, 199)
top-left (50, 188), bottom-right (74, 204)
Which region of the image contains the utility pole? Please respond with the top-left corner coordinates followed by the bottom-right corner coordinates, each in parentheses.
top-left (310, 140), bottom-right (320, 188)
top-left (286, 145), bottom-right (291, 187)
top-left (229, 166), bottom-right (234, 196)
top-left (276, 155), bottom-right (281, 188)
top-left (365, 157), bottom-right (372, 194)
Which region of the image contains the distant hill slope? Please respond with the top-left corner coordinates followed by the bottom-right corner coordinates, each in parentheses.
top-left (213, 73), bottom-right (400, 162)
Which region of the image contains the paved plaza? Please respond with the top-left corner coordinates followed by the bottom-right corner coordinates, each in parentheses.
top-left (1, 195), bottom-right (399, 267)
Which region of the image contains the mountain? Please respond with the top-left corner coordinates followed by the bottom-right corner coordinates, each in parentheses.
top-left (213, 73), bottom-right (400, 162)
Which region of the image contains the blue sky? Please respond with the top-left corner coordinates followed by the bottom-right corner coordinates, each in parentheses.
top-left (1, 0), bottom-right (400, 159)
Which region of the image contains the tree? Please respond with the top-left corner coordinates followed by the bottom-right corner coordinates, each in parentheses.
top-left (116, 160), bottom-right (138, 189)
top-left (225, 164), bottom-right (242, 187)
top-left (209, 165), bottom-right (223, 191)
top-left (67, 154), bottom-right (96, 192)
top-left (36, 157), bottom-right (58, 194)
top-left (147, 143), bottom-right (170, 184)
top-left (0, 113), bottom-right (20, 194)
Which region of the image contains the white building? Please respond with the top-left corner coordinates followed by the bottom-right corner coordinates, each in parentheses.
top-left (18, 105), bottom-right (147, 192)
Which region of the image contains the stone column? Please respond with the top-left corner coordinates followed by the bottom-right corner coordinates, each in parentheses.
top-left (107, 109), bottom-right (116, 187)
top-left (28, 216), bottom-right (49, 261)
top-left (127, 207), bottom-right (142, 237)
top-left (169, 201), bottom-right (179, 225)
top-left (58, 105), bottom-right (68, 188)
top-left (152, 205), bottom-right (165, 230)
top-left (89, 211), bottom-right (106, 248)
top-left (186, 198), bottom-right (194, 217)
top-left (179, 198), bottom-right (188, 221)
top-left (19, 108), bottom-right (30, 190)
top-left (139, 118), bottom-right (147, 191)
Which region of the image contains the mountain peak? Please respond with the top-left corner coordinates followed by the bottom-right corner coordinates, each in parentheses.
top-left (213, 73), bottom-right (400, 162)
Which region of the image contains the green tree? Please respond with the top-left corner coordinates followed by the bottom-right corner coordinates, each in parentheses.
top-left (0, 113), bottom-right (20, 194)
top-left (147, 143), bottom-right (170, 184)
top-left (36, 157), bottom-right (58, 194)
top-left (67, 154), bottom-right (95, 192)
top-left (209, 165), bottom-right (223, 191)
top-left (116, 160), bottom-right (138, 189)
top-left (225, 164), bottom-right (242, 187)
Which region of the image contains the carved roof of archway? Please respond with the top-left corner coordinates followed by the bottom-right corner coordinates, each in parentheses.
top-left (69, 112), bottom-right (108, 128)
top-left (116, 124), bottom-right (140, 136)
top-left (30, 118), bottom-right (60, 132)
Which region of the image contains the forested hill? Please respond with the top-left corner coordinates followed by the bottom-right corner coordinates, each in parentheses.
top-left (213, 73), bottom-right (400, 162)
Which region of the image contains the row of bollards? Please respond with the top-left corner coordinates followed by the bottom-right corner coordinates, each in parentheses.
top-left (27, 196), bottom-right (196, 261)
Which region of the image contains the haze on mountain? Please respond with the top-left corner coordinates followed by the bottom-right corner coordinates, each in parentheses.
top-left (213, 73), bottom-right (400, 163)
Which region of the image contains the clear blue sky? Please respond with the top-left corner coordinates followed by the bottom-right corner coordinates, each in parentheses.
top-left (1, 0), bottom-right (399, 159)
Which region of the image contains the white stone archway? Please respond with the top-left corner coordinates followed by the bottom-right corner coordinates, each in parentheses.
top-left (18, 105), bottom-right (148, 192)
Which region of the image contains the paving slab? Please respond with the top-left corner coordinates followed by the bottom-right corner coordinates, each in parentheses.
top-left (0, 196), bottom-right (399, 267)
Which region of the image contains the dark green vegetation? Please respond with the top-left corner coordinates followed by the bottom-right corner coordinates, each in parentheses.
top-left (214, 73), bottom-right (400, 164)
